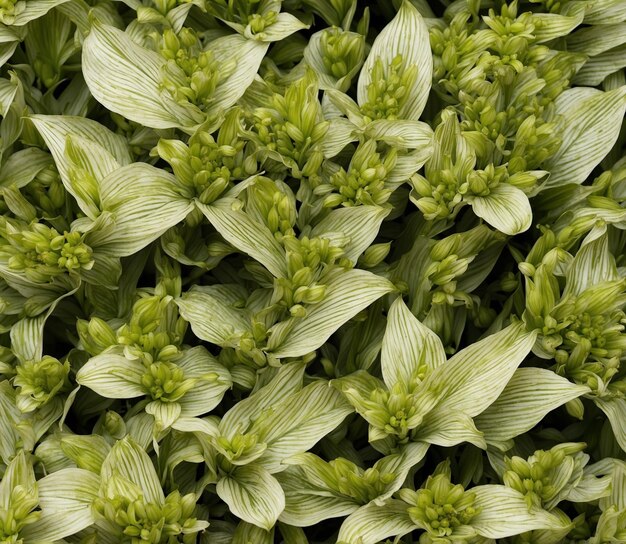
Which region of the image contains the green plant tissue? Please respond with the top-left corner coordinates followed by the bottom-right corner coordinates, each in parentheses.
top-left (0, 0), bottom-right (625, 542)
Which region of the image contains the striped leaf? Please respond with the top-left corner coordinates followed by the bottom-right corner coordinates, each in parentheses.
top-left (595, 397), bottom-right (626, 452)
top-left (423, 321), bottom-right (537, 418)
top-left (544, 86), bottom-right (626, 188)
top-left (217, 465), bottom-right (285, 531)
top-left (563, 227), bottom-right (618, 297)
top-left (337, 500), bottom-right (416, 544)
top-left (197, 200), bottom-right (288, 278)
top-left (266, 268), bottom-right (396, 358)
top-left (471, 485), bottom-right (570, 538)
top-left (176, 286), bottom-right (253, 346)
top-left (101, 438), bottom-right (164, 503)
top-left (475, 368), bottom-right (590, 446)
top-left (470, 184), bottom-right (533, 236)
top-left (381, 297), bottom-right (446, 389)
top-left (82, 22), bottom-right (202, 130)
top-left (21, 468), bottom-right (99, 541)
top-left (250, 381), bottom-right (353, 473)
top-left (219, 362), bottom-right (307, 440)
top-left (311, 206), bottom-right (390, 262)
top-left (357, 0), bottom-right (432, 121)
top-left (76, 351), bottom-right (146, 399)
top-left (86, 163), bottom-right (194, 257)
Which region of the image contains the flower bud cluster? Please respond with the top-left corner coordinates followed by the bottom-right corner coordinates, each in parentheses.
top-left (316, 140), bottom-right (396, 208)
top-left (0, 218), bottom-right (93, 282)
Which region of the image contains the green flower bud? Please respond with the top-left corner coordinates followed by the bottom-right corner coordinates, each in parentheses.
top-left (14, 356), bottom-right (70, 412)
top-left (77, 318), bottom-right (118, 356)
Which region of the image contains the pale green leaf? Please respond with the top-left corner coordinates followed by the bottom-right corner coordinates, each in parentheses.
top-left (232, 521), bottom-right (274, 544)
top-left (0, 451), bottom-right (35, 509)
top-left (145, 400), bottom-right (182, 430)
top-left (217, 465), bottom-right (285, 531)
top-left (337, 500), bottom-right (416, 544)
top-left (76, 352), bottom-right (146, 398)
top-left (563, 228), bottom-right (618, 297)
top-left (416, 411), bottom-right (486, 449)
top-left (176, 286), bottom-right (252, 346)
top-left (266, 268), bottom-right (395, 358)
top-left (311, 206), bottom-right (390, 262)
top-left (82, 22), bottom-right (201, 129)
top-left (278, 470), bottom-right (358, 527)
top-left (12, 0), bottom-right (70, 26)
top-left (22, 468), bottom-right (99, 542)
top-left (207, 34), bottom-right (269, 109)
top-left (544, 87), bottom-right (626, 188)
top-left (357, 0), bottom-right (432, 121)
top-left (0, 148), bottom-right (54, 189)
top-left (567, 22), bottom-right (626, 56)
top-left (574, 45), bottom-right (626, 86)
top-left (86, 163), bottom-right (194, 256)
top-left (247, 12), bottom-right (308, 41)
top-left (177, 346), bottom-right (232, 416)
top-left (470, 184), bottom-right (533, 236)
top-left (31, 114), bottom-right (133, 167)
top-left (220, 362), bottom-right (306, 440)
top-left (197, 200), bottom-right (287, 278)
top-left (595, 397), bottom-right (626, 452)
top-left (424, 322), bottom-right (537, 417)
top-left (532, 3), bottom-right (585, 43)
top-left (250, 381), bottom-right (353, 472)
top-left (381, 297), bottom-right (446, 389)
top-left (101, 437), bottom-right (164, 504)
top-left (475, 368), bottom-right (589, 446)
top-left (363, 119), bottom-right (434, 148)
top-left (471, 485), bottom-right (570, 538)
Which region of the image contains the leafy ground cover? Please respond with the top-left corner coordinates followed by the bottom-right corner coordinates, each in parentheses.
top-left (0, 0), bottom-right (625, 542)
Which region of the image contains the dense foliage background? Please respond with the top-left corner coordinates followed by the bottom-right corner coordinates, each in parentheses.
top-left (0, 0), bottom-right (625, 542)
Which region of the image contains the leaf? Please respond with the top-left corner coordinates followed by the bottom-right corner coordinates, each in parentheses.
top-left (595, 397), bottom-right (626, 452)
top-left (176, 286), bottom-right (252, 346)
top-left (423, 322), bottom-right (537, 418)
top-left (363, 119), bottom-right (434, 148)
top-left (219, 362), bottom-right (306, 440)
top-left (76, 352), bottom-right (146, 398)
top-left (311, 206), bottom-right (390, 262)
top-left (232, 521), bottom-right (274, 544)
top-left (101, 437), bottom-right (164, 504)
top-left (357, 0), bottom-right (431, 121)
top-left (470, 184), bottom-right (533, 236)
top-left (531, 3), bottom-right (586, 43)
top-left (475, 368), bottom-right (589, 446)
top-left (31, 114), bottom-right (132, 168)
top-left (217, 465), bottom-right (285, 531)
top-left (197, 200), bottom-right (287, 278)
top-left (176, 346), bottom-right (232, 416)
top-left (245, 12), bottom-right (309, 42)
top-left (337, 500), bottom-right (416, 544)
top-left (0, 147), bottom-right (54, 189)
top-left (11, 0), bottom-right (71, 26)
top-left (278, 469), bottom-right (358, 527)
top-left (266, 268), bottom-right (396, 358)
top-left (206, 34), bottom-right (269, 109)
top-left (86, 163), bottom-right (194, 256)
top-left (250, 381), bottom-right (353, 473)
top-left (82, 22), bottom-right (201, 129)
top-left (544, 87), bottom-right (626, 188)
top-left (416, 411), bottom-right (487, 449)
top-left (381, 297), bottom-right (446, 389)
top-left (574, 45), bottom-right (626, 86)
top-left (471, 485), bottom-right (570, 538)
top-left (564, 228), bottom-right (618, 297)
top-left (21, 468), bottom-right (99, 542)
